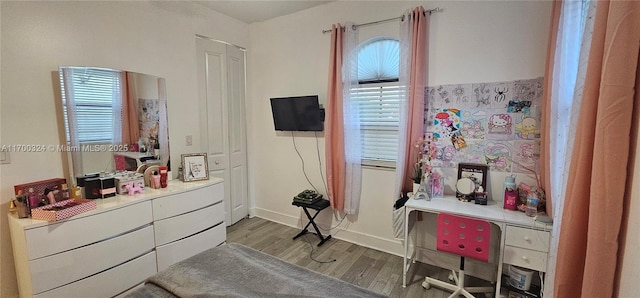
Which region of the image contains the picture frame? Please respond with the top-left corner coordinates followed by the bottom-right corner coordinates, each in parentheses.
top-left (181, 153), bottom-right (209, 182)
top-left (457, 163), bottom-right (488, 192)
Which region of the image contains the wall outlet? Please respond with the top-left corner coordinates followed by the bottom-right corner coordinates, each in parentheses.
top-left (186, 135), bottom-right (193, 146)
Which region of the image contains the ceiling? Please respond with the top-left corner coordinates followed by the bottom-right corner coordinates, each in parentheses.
top-left (195, 1), bottom-right (333, 24)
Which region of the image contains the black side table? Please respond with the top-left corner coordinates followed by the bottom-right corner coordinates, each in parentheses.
top-left (292, 199), bottom-right (332, 247)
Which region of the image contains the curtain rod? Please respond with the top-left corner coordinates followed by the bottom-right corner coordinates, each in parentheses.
top-left (321, 7), bottom-right (442, 34)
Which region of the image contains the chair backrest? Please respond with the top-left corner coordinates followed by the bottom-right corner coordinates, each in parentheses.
top-left (436, 213), bottom-right (491, 262)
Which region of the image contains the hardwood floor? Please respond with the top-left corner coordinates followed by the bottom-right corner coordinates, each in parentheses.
top-left (226, 217), bottom-right (494, 298)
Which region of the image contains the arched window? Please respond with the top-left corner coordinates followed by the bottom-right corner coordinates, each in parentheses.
top-left (357, 38), bottom-right (399, 83)
top-left (351, 38), bottom-right (401, 167)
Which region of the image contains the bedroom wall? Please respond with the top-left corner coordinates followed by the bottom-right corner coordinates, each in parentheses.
top-left (247, 1), bottom-right (551, 255)
top-left (0, 1), bottom-right (249, 296)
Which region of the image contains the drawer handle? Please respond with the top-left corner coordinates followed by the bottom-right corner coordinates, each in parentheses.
top-left (521, 256), bottom-right (530, 262)
top-left (524, 236), bottom-right (531, 242)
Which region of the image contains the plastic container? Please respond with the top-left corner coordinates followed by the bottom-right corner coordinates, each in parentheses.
top-left (503, 176), bottom-right (518, 210)
top-left (526, 191), bottom-right (539, 217)
top-left (509, 265), bottom-right (534, 291)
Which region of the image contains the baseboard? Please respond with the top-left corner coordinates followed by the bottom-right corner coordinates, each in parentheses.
top-left (253, 207), bottom-right (405, 257)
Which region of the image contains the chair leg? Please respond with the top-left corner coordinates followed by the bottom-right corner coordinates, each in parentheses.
top-left (423, 269), bottom-right (493, 298)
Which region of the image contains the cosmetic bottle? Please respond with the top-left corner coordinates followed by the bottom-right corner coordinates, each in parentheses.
top-left (15, 194), bottom-right (30, 218)
top-left (61, 184), bottom-right (70, 200)
top-left (152, 171), bottom-right (161, 189)
top-left (27, 188), bottom-right (39, 209)
top-left (70, 185), bottom-right (82, 199)
top-left (159, 166), bottom-right (168, 188)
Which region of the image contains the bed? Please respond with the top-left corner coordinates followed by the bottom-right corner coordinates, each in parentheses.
top-left (125, 243), bottom-right (387, 298)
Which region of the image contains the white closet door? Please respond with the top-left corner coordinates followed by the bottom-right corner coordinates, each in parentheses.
top-left (226, 44), bottom-right (249, 224)
top-left (196, 37), bottom-right (248, 226)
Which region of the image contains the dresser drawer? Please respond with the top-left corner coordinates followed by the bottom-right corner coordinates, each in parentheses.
top-left (29, 225), bottom-right (154, 295)
top-left (503, 246), bottom-right (548, 272)
top-left (156, 223), bottom-right (226, 271)
top-left (25, 201), bottom-right (153, 260)
top-left (152, 183), bottom-right (223, 220)
top-left (34, 251), bottom-right (157, 298)
top-left (154, 201), bottom-right (224, 246)
top-left (505, 226), bottom-right (550, 252)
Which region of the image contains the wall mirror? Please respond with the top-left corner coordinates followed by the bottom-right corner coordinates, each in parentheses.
top-left (58, 66), bottom-right (170, 183)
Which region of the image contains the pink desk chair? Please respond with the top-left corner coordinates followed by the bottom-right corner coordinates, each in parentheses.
top-left (422, 213), bottom-right (495, 297)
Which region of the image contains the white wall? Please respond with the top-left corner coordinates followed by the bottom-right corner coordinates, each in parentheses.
top-left (247, 1), bottom-right (551, 256)
top-left (0, 1), bottom-right (249, 296)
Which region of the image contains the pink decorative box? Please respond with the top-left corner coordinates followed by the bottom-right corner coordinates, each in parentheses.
top-left (31, 199), bottom-right (96, 222)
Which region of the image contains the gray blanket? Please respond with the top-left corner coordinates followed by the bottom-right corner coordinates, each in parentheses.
top-left (126, 243), bottom-right (386, 298)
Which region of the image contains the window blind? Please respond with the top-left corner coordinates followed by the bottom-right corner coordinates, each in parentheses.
top-left (60, 68), bottom-right (122, 144)
top-left (351, 82), bottom-right (403, 167)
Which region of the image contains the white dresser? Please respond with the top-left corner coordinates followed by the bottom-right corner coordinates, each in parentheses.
top-left (8, 179), bottom-right (225, 298)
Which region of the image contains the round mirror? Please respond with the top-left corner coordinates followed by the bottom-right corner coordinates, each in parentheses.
top-left (456, 178), bottom-right (476, 195)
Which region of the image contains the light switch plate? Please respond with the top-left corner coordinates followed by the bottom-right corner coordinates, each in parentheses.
top-left (186, 135), bottom-right (193, 146)
top-left (0, 151), bottom-right (10, 164)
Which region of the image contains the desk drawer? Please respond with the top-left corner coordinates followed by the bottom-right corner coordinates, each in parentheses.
top-left (505, 226), bottom-right (550, 252)
top-left (503, 246), bottom-right (548, 272)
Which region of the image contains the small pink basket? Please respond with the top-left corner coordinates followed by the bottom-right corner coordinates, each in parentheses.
top-left (31, 199), bottom-right (96, 222)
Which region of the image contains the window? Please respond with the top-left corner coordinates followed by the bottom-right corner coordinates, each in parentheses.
top-left (60, 68), bottom-right (122, 144)
top-left (351, 38), bottom-right (402, 167)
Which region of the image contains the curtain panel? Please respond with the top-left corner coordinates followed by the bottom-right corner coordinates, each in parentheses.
top-left (395, 6), bottom-right (428, 198)
top-left (553, 1), bottom-right (640, 297)
top-left (325, 23), bottom-right (362, 214)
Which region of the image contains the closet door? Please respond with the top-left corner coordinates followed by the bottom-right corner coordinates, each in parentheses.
top-left (196, 37), bottom-right (248, 226)
top-left (226, 45), bottom-right (249, 225)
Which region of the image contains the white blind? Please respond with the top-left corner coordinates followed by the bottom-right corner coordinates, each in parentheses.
top-left (60, 68), bottom-right (122, 144)
top-left (351, 82), bottom-right (403, 166)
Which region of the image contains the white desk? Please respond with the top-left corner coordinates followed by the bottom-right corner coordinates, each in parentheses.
top-left (402, 196), bottom-right (552, 297)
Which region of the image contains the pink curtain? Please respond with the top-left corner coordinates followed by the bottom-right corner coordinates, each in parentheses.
top-left (121, 72), bottom-right (140, 146)
top-left (325, 24), bottom-right (346, 211)
top-left (540, 0), bottom-right (561, 217)
top-left (554, 1), bottom-right (640, 297)
top-left (398, 7), bottom-right (427, 194)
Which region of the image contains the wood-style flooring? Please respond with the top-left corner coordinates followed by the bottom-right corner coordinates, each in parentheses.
top-left (226, 216), bottom-right (493, 298)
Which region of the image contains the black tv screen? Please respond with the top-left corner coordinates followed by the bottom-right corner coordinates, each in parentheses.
top-left (270, 95), bottom-right (324, 131)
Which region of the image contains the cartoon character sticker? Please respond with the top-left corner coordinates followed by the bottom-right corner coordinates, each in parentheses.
top-left (513, 141), bottom-right (540, 173)
top-left (433, 109), bottom-right (461, 145)
top-left (488, 114), bottom-right (512, 133)
top-left (484, 141), bottom-right (513, 172)
top-left (431, 144), bottom-right (457, 168)
top-left (515, 115), bottom-right (539, 139)
top-left (460, 110), bottom-right (486, 140)
top-left (455, 140), bottom-right (486, 164)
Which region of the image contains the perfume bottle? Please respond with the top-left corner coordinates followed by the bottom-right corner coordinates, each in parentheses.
top-left (159, 166), bottom-right (168, 188)
top-left (27, 188), bottom-right (39, 209)
top-left (152, 171), bottom-right (161, 189)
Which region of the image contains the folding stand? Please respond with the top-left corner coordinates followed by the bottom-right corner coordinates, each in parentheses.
top-left (291, 199), bottom-right (332, 246)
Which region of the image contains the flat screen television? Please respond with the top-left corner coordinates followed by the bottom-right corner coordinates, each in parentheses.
top-left (270, 95), bottom-right (324, 131)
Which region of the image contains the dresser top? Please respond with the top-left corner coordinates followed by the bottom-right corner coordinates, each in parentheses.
top-left (8, 178), bottom-right (223, 229)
